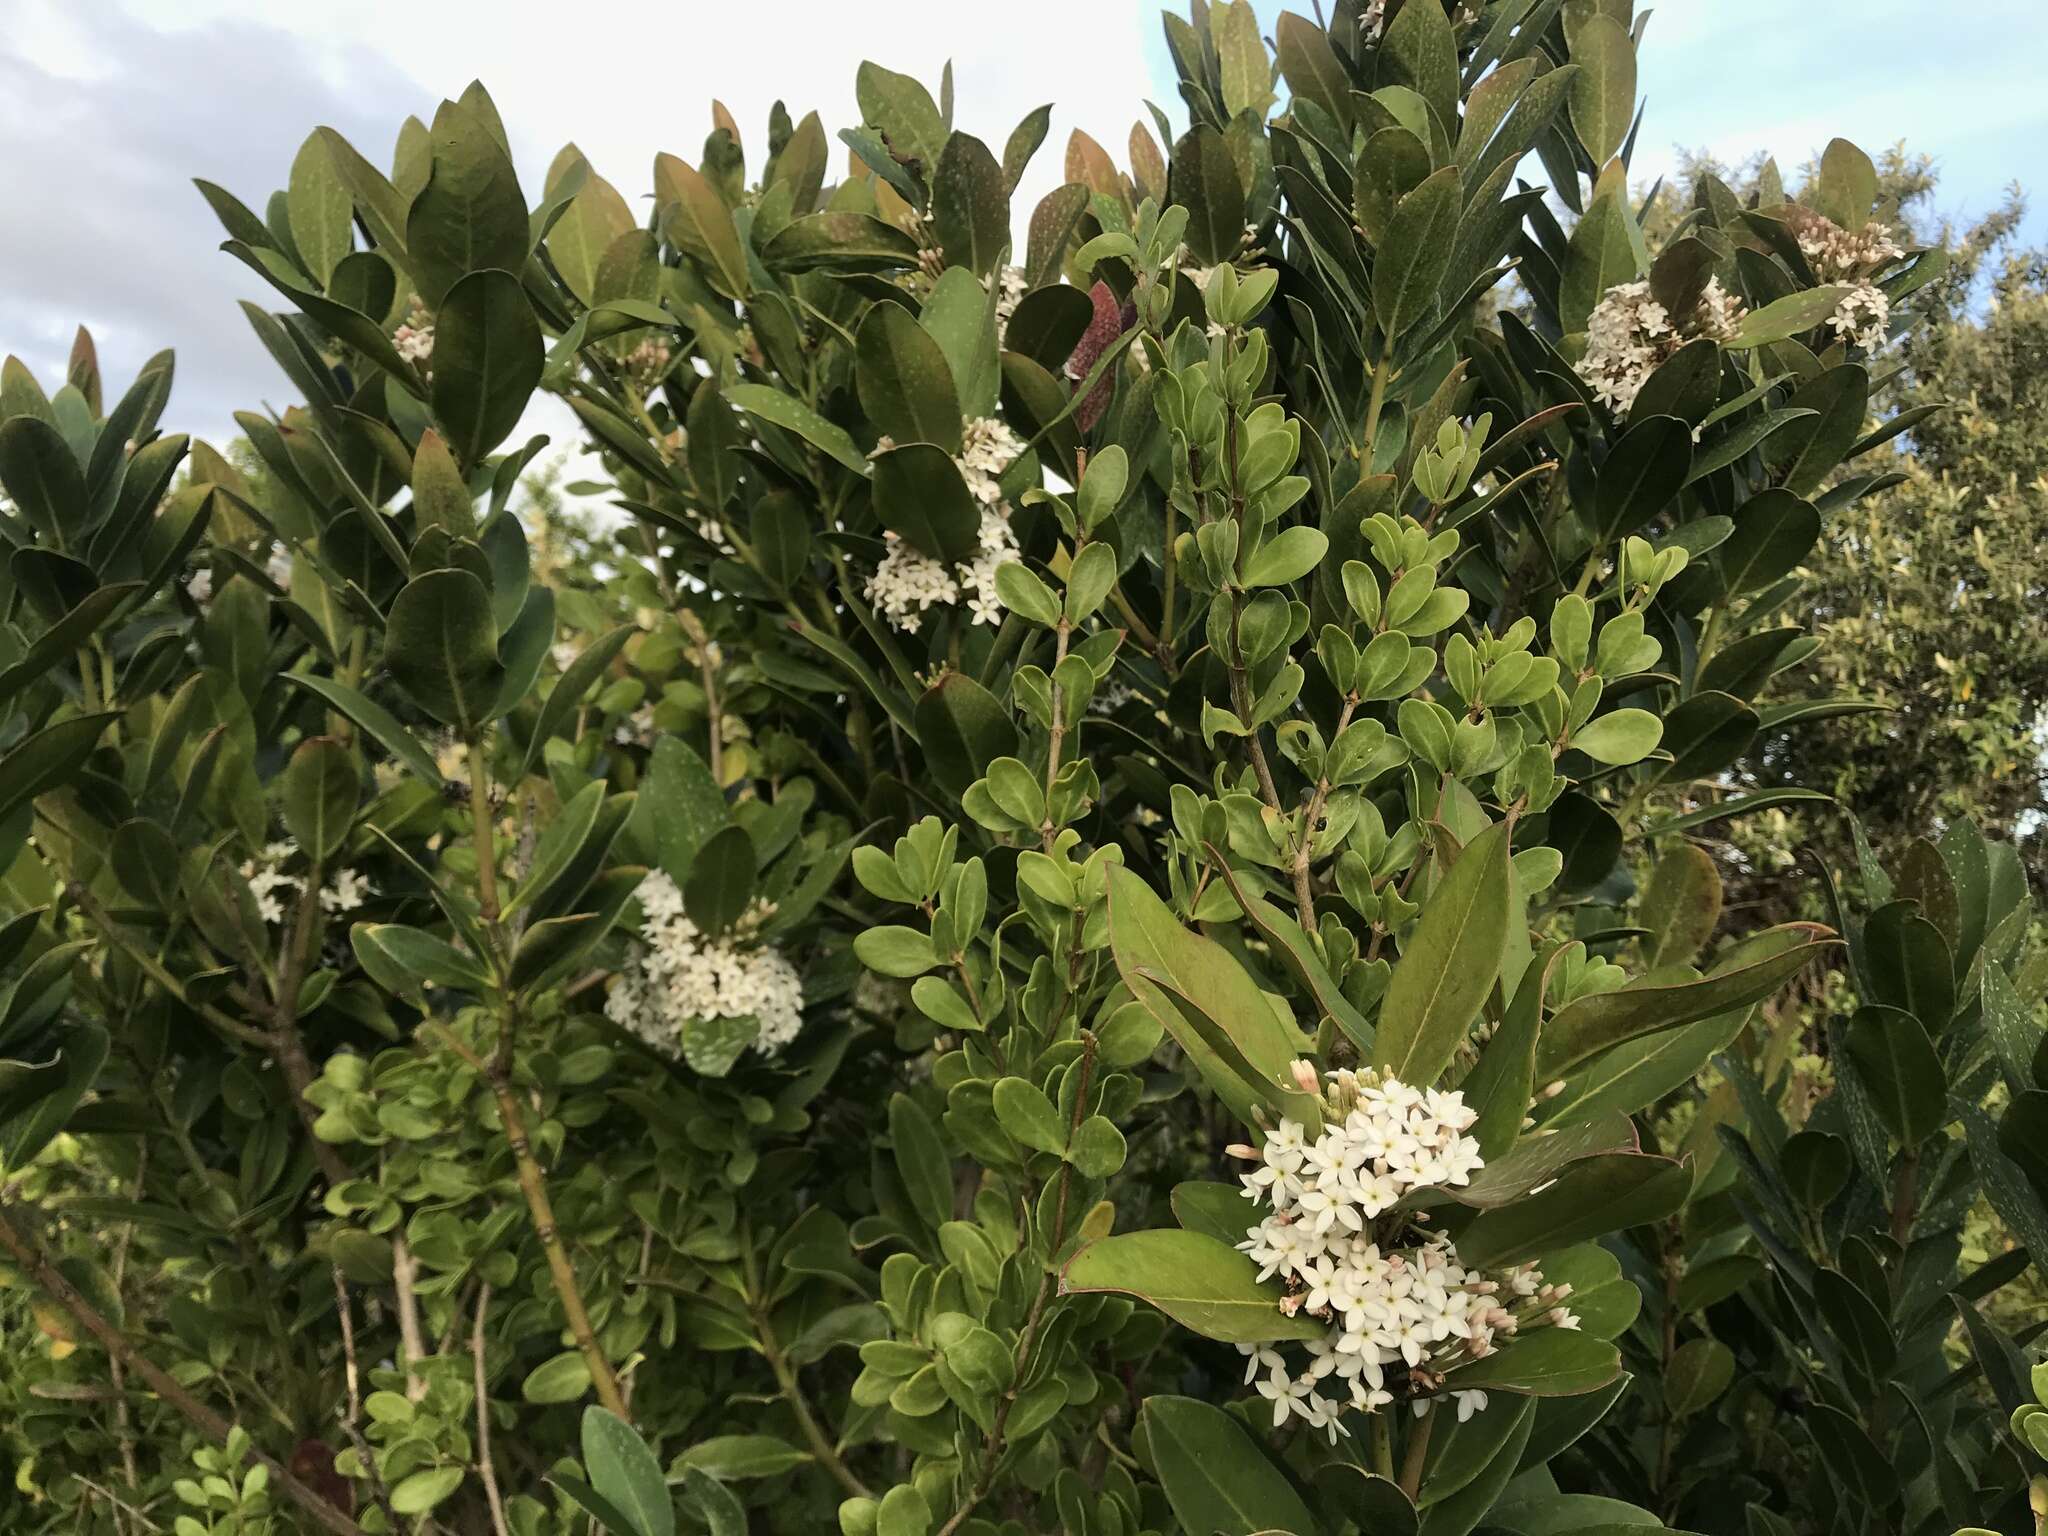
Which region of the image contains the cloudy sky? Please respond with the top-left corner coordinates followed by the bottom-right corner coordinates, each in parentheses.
top-left (3, 0), bottom-right (2042, 450)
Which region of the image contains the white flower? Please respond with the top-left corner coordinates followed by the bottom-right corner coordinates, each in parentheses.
top-left (1828, 281), bottom-right (1891, 351)
top-left (991, 265), bottom-right (1028, 347)
top-left (1227, 1068), bottom-right (1579, 1423)
top-left (605, 871), bottom-right (805, 1059)
top-left (320, 868), bottom-right (373, 913)
top-left (864, 417), bottom-right (1025, 634)
top-left (1579, 277), bottom-right (1746, 418)
top-left (393, 297), bottom-right (435, 366)
top-left (242, 839), bottom-right (375, 925)
top-left (1453, 1390), bottom-right (1489, 1423)
top-left (393, 323), bottom-right (434, 364)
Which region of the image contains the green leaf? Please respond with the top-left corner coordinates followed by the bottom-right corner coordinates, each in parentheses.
top-left (281, 736), bottom-right (360, 862)
top-left (520, 624), bottom-right (633, 779)
top-left (1106, 867), bottom-right (1312, 1129)
top-left (1206, 859), bottom-right (1375, 1055)
top-left (932, 132), bottom-right (1008, 277)
top-left (640, 736), bottom-right (731, 888)
top-left (871, 443), bottom-right (980, 563)
top-left (855, 61), bottom-right (946, 168)
top-left (1214, 0), bottom-right (1276, 119)
top-left (581, 1407), bottom-right (674, 1536)
top-left (1170, 127), bottom-right (1246, 267)
top-left (1714, 488), bottom-right (1820, 595)
top-left (410, 427), bottom-right (476, 539)
top-left (521, 1349), bottom-right (593, 1405)
top-left (389, 1467), bottom-right (465, 1517)
top-left (430, 269), bottom-right (542, 467)
top-left (0, 713), bottom-right (118, 824)
top-left (724, 383), bottom-right (870, 475)
top-left (350, 923), bottom-right (492, 995)
top-left (683, 824), bottom-right (756, 936)
top-left (1567, 15), bottom-right (1636, 165)
top-left (286, 131), bottom-right (354, 286)
top-left (0, 1022), bottom-right (108, 1170)
top-left (1374, 821), bottom-right (1511, 1088)
top-left (405, 100), bottom-right (530, 308)
top-left (0, 417), bottom-right (85, 544)
top-left (855, 304), bottom-right (962, 454)
top-left (1560, 189), bottom-right (1637, 335)
top-left (1455, 1151), bottom-right (1689, 1266)
top-left (1374, 166), bottom-right (1462, 343)
top-left (854, 926), bottom-right (939, 978)
top-left (674, 1435), bottom-right (810, 1481)
top-left (1447, 1328), bottom-right (1623, 1397)
top-left (288, 675), bottom-right (443, 787)
top-left (1571, 709), bottom-right (1663, 766)
top-left (1062, 1230), bottom-right (1324, 1344)
top-left (1536, 924), bottom-right (1835, 1076)
top-left (1139, 1395), bottom-right (1320, 1536)
top-left (1068, 1116), bottom-right (1127, 1177)
top-left (658, 153), bottom-right (749, 298)
top-left (0, 584), bottom-right (142, 711)
top-left (1594, 414), bottom-right (1692, 541)
top-left (1241, 526), bottom-right (1327, 588)
top-left (890, 1092), bottom-right (953, 1232)
top-left (1727, 287), bottom-right (1851, 349)
top-left (760, 212), bottom-right (920, 274)
top-left (1842, 1003), bottom-right (1947, 1145)
top-left (547, 163), bottom-right (635, 307)
top-left (1641, 789), bottom-right (1833, 838)
top-left (993, 1076), bottom-right (1066, 1154)
top-left (914, 672), bottom-right (1017, 801)
top-left (1664, 1337), bottom-right (1735, 1417)
top-left (383, 569), bottom-right (505, 732)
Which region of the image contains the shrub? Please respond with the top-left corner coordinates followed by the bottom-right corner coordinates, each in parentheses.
top-left (1, 4), bottom-right (2042, 1536)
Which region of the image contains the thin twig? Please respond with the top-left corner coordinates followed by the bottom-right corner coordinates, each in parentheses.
top-left (431, 1024), bottom-right (629, 1419)
top-left (109, 1141), bottom-right (146, 1494)
top-left (473, 1283), bottom-right (512, 1536)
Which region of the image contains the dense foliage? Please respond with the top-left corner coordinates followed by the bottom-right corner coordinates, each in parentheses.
top-left (2, 4), bottom-right (2045, 1536)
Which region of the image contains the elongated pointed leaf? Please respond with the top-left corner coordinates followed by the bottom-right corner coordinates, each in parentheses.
top-left (1374, 821), bottom-right (1511, 1087)
top-left (1536, 923), bottom-right (1835, 1077)
top-left (1062, 1229), bottom-right (1324, 1344)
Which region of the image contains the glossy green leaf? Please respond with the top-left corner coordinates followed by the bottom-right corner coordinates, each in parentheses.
top-left (1374, 821), bottom-right (1511, 1088)
top-left (1062, 1231), bottom-right (1324, 1344)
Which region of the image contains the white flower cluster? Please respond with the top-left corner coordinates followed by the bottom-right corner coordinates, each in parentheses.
top-left (1789, 212), bottom-right (1903, 353)
top-left (239, 840), bottom-right (373, 926)
top-left (392, 298), bottom-right (435, 366)
top-left (992, 265), bottom-right (1028, 347)
top-left (1827, 284), bottom-right (1891, 351)
top-left (625, 335), bottom-right (672, 389)
top-left (1580, 277), bottom-right (1745, 416)
top-left (1229, 1068), bottom-right (1578, 1442)
top-left (605, 870), bottom-right (805, 1058)
top-left (864, 416), bottom-right (1025, 633)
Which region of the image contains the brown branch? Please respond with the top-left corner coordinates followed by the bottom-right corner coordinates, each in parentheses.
top-left (431, 1025), bottom-right (628, 1420)
top-left (1399, 1403), bottom-right (1435, 1499)
top-left (740, 1229), bottom-right (873, 1500)
top-left (390, 1226), bottom-right (430, 1402)
top-left (472, 1283), bottom-right (512, 1536)
top-left (0, 1200), bottom-right (364, 1536)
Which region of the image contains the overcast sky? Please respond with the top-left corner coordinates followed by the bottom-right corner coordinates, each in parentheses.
top-left (3, 0), bottom-right (2042, 453)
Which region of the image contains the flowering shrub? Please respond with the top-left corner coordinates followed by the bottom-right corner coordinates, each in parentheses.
top-left (0, 5), bottom-right (2043, 1536)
